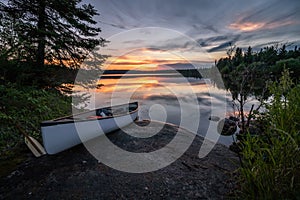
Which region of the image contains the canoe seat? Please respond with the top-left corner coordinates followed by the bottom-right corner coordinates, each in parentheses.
top-left (96, 108), bottom-right (112, 117)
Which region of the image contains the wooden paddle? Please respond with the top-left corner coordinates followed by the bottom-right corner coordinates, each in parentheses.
top-left (15, 123), bottom-right (46, 157)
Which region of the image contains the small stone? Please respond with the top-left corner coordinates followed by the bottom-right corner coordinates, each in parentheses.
top-left (7, 170), bottom-right (23, 178)
top-left (217, 118), bottom-right (237, 136)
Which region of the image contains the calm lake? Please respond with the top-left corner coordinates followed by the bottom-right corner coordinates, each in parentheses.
top-left (88, 73), bottom-right (237, 146)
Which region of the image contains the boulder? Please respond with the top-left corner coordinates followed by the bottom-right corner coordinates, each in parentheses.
top-left (208, 116), bottom-right (221, 122)
top-left (217, 118), bottom-right (237, 136)
top-left (229, 116), bottom-right (239, 122)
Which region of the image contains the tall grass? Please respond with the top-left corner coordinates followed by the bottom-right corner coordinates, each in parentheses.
top-left (237, 69), bottom-right (300, 199)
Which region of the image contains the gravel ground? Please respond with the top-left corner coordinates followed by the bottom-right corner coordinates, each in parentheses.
top-left (0, 121), bottom-right (238, 199)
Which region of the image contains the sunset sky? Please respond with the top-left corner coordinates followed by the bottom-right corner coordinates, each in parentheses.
top-left (84, 0), bottom-right (300, 70)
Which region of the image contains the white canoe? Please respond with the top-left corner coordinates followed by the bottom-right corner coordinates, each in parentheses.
top-left (41, 102), bottom-right (138, 154)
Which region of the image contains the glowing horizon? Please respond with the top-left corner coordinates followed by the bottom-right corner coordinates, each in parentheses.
top-left (101, 45), bottom-right (216, 71)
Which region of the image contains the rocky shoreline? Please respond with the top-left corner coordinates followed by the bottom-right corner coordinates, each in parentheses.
top-left (0, 121), bottom-right (238, 199)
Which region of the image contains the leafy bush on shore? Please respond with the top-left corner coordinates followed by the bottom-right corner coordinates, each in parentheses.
top-left (0, 83), bottom-right (72, 152)
top-left (237, 70), bottom-right (300, 199)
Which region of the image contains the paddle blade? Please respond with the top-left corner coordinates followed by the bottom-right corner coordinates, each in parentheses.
top-left (25, 136), bottom-right (47, 157)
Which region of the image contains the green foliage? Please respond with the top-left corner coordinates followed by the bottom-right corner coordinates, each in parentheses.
top-left (237, 70), bottom-right (300, 199)
top-left (0, 0), bottom-right (107, 92)
top-left (0, 83), bottom-right (72, 152)
top-left (216, 47), bottom-right (271, 131)
top-left (216, 45), bottom-right (300, 132)
top-left (0, 0), bottom-right (107, 68)
top-left (0, 0), bottom-right (105, 157)
top-left (274, 58), bottom-right (300, 82)
top-left (0, 59), bottom-right (79, 90)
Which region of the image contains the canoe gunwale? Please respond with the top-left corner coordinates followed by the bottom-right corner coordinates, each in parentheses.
top-left (41, 102), bottom-right (138, 127)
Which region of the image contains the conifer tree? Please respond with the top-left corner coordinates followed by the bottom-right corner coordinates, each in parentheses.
top-left (0, 0), bottom-right (106, 68)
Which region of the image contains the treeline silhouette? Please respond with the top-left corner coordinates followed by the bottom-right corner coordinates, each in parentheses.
top-left (103, 69), bottom-right (203, 78)
top-left (216, 45), bottom-right (300, 82)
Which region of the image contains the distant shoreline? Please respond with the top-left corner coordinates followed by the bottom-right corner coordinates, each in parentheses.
top-left (102, 69), bottom-right (203, 78)
top-left (100, 73), bottom-right (193, 79)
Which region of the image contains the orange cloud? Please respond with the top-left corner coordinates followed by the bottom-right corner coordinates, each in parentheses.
top-left (103, 49), bottom-right (192, 70)
top-left (229, 22), bottom-right (265, 31)
top-left (229, 19), bottom-right (296, 32)
top-left (102, 47), bottom-right (211, 71)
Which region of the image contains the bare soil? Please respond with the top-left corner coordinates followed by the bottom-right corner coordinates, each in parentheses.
top-left (0, 121), bottom-right (238, 199)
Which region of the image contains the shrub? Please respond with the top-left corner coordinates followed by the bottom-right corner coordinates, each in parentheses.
top-left (237, 69), bottom-right (300, 199)
top-left (0, 83), bottom-right (72, 152)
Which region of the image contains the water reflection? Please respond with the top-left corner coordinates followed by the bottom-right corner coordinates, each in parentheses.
top-left (93, 74), bottom-right (234, 146)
